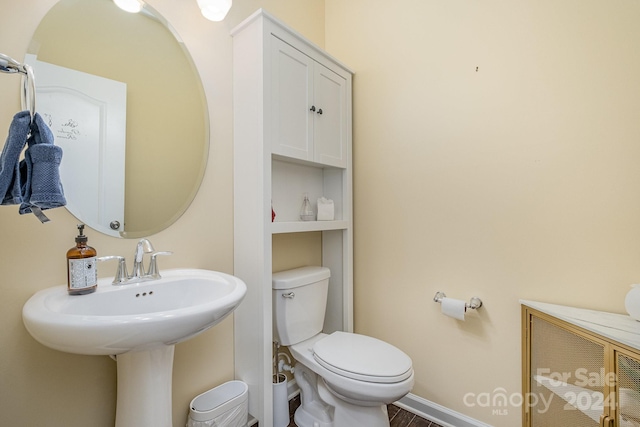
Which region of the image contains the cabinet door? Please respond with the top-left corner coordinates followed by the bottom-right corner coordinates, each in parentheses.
top-left (271, 37), bottom-right (314, 161)
top-left (313, 63), bottom-right (347, 168)
top-left (615, 351), bottom-right (640, 427)
top-left (528, 314), bottom-right (606, 427)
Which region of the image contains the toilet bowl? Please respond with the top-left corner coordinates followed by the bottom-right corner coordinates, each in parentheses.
top-left (292, 332), bottom-right (414, 405)
top-left (272, 266), bottom-right (414, 427)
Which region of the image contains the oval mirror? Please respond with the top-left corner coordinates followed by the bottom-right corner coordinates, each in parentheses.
top-left (25, 0), bottom-right (208, 238)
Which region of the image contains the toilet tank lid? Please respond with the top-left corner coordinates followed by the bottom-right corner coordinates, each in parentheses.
top-left (272, 266), bottom-right (331, 289)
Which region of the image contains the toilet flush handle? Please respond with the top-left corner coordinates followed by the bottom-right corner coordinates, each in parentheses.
top-left (282, 292), bottom-right (295, 299)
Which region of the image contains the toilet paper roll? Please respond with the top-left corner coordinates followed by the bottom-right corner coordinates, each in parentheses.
top-left (441, 297), bottom-right (466, 321)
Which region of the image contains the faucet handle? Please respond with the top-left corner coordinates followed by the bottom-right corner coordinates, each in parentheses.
top-left (97, 256), bottom-right (129, 285)
top-left (147, 251), bottom-right (173, 279)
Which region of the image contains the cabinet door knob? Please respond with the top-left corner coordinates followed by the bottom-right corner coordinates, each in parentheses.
top-left (317, 108), bottom-right (323, 115)
top-left (309, 106), bottom-right (316, 112)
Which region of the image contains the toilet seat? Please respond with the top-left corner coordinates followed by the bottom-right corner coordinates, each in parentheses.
top-left (313, 331), bottom-right (413, 384)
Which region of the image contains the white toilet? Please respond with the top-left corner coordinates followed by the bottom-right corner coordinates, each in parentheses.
top-left (272, 266), bottom-right (414, 427)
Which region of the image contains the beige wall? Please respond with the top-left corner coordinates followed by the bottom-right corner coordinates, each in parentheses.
top-left (326, 0), bottom-right (640, 426)
top-left (0, 1), bottom-right (323, 426)
top-left (5, 1), bottom-right (640, 427)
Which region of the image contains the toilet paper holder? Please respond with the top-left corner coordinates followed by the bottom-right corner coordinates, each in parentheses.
top-left (433, 291), bottom-right (483, 310)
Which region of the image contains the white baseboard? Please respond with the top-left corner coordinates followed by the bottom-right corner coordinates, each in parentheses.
top-left (395, 393), bottom-right (494, 427)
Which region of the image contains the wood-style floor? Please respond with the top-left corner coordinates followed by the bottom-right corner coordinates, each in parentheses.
top-left (285, 395), bottom-right (445, 427)
top-left (387, 404), bottom-right (445, 427)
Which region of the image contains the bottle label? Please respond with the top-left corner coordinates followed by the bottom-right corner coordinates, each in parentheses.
top-left (69, 257), bottom-right (97, 289)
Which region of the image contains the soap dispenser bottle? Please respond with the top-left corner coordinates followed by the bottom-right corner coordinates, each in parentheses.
top-left (67, 224), bottom-right (97, 295)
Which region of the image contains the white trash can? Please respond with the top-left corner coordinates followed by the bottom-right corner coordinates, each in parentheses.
top-left (186, 381), bottom-right (249, 427)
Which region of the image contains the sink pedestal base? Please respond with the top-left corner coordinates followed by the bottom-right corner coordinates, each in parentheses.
top-left (115, 345), bottom-right (175, 427)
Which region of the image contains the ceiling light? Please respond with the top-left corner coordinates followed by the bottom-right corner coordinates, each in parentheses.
top-left (197, 0), bottom-right (232, 22)
top-left (113, 0), bottom-right (144, 14)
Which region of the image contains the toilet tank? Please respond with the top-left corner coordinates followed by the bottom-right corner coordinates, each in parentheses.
top-left (272, 266), bottom-right (331, 346)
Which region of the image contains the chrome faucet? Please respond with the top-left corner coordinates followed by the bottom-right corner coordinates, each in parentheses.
top-left (98, 239), bottom-right (173, 285)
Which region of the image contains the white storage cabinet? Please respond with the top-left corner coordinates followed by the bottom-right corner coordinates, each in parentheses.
top-left (231, 9), bottom-right (353, 427)
top-left (271, 36), bottom-right (348, 168)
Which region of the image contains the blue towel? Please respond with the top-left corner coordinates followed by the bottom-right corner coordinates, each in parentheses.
top-left (0, 111), bottom-right (31, 205)
top-left (0, 110), bottom-right (66, 217)
top-left (19, 112), bottom-right (66, 215)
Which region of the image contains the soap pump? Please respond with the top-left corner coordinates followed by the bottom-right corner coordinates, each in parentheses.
top-left (66, 224), bottom-right (98, 295)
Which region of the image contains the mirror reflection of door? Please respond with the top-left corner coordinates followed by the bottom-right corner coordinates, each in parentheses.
top-left (26, 54), bottom-right (126, 237)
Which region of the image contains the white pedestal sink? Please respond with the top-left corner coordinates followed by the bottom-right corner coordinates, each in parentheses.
top-left (22, 268), bottom-right (247, 427)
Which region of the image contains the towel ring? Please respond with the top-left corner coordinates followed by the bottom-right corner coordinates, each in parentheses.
top-left (22, 64), bottom-right (36, 124)
top-left (0, 53), bottom-right (24, 74)
top-left (1, 53), bottom-right (36, 123)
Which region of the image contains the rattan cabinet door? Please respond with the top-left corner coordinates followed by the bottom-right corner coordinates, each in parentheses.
top-left (616, 351), bottom-right (640, 427)
top-left (528, 314), bottom-right (607, 427)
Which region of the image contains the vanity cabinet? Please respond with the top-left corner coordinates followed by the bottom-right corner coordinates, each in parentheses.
top-left (271, 37), bottom-right (348, 168)
top-left (522, 301), bottom-right (640, 427)
top-left (231, 9), bottom-right (353, 427)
